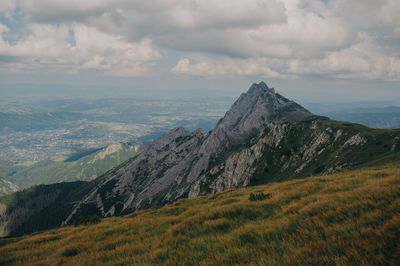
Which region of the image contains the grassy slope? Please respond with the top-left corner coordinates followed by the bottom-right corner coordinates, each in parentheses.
top-left (8, 143), bottom-right (138, 190)
top-left (1, 159), bottom-right (399, 265)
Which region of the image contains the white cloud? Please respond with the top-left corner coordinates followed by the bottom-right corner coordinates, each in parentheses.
top-left (0, 23), bottom-right (160, 76)
top-left (17, 0), bottom-right (288, 58)
top-left (325, 0), bottom-right (400, 32)
top-left (288, 33), bottom-right (400, 81)
top-left (0, 0), bottom-right (399, 81)
top-left (168, 0), bottom-right (400, 80)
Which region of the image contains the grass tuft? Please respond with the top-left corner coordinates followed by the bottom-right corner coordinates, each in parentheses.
top-left (249, 192), bottom-right (271, 201)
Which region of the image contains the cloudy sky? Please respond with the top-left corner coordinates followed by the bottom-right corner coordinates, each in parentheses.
top-left (0, 0), bottom-right (399, 102)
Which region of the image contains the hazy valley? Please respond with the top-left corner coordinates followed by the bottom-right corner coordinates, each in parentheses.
top-left (0, 96), bottom-right (232, 195)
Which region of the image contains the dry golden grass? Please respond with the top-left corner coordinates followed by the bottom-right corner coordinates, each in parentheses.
top-left (1, 162), bottom-right (400, 265)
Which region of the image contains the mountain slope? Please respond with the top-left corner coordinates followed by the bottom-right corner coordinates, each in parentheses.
top-left (192, 119), bottom-right (400, 195)
top-left (1, 160), bottom-right (399, 265)
top-left (8, 143), bottom-right (139, 190)
top-left (2, 119), bottom-right (399, 237)
top-left (59, 81), bottom-right (322, 225)
top-left (1, 81), bottom-right (399, 237)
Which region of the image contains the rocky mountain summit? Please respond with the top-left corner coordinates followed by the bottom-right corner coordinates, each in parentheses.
top-left (60, 82), bottom-right (321, 225)
top-left (1, 82), bottom-right (399, 237)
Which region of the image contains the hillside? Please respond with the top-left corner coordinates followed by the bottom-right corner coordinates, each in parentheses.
top-left (1, 159), bottom-right (399, 265)
top-left (7, 143), bottom-right (139, 190)
top-left (1, 82), bottom-right (400, 237)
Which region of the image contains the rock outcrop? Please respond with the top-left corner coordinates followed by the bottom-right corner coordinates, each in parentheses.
top-left (192, 120), bottom-right (400, 195)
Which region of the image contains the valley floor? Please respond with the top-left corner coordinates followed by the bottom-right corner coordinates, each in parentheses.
top-left (1, 158), bottom-right (400, 265)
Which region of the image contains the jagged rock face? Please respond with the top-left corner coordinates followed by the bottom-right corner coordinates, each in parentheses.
top-left (191, 120), bottom-right (400, 195)
top-left (200, 82), bottom-right (318, 154)
top-left (61, 127), bottom-right (206, 225)
top-left (217, 81), bottom-right (317, 136)
top-left (61, 82), bottom-right (320, 225)
top-left (189, 120), bottom-right (400, 197)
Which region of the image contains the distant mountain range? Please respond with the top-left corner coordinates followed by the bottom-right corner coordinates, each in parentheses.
top-left (323, 106), bottom-right (400, 129)
top-left (303, 102), bottom-right (400, 129)
top-left (1, 82), bottom-right (399, 237)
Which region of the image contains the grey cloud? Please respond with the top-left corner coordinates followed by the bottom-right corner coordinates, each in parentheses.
top-left (18, 0), bottom-right (289, 59)
top-left (18, 0), bottom-right (114, 23)
top-left (0, 22), bottom-right (160, 76)
top-left (2, 0), bottom-right (400, 81)
top-left (20, 0), bottom-right (287, 31)
top-left (322, 0), bottom-right (400, 33)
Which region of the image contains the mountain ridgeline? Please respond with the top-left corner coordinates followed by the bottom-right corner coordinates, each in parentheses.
top-left (1, 82), bottom-right (399, 237)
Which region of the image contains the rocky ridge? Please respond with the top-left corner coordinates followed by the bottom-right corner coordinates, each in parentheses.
top-left (192, 120), bottom-right (400, 195)
top-left (60, 82), bottom-right (320, 226)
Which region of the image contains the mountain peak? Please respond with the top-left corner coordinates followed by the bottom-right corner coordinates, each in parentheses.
top-left (216, 81), bottom-right (317, 139)
top-left (247, 81), bottom-right (275, 95)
